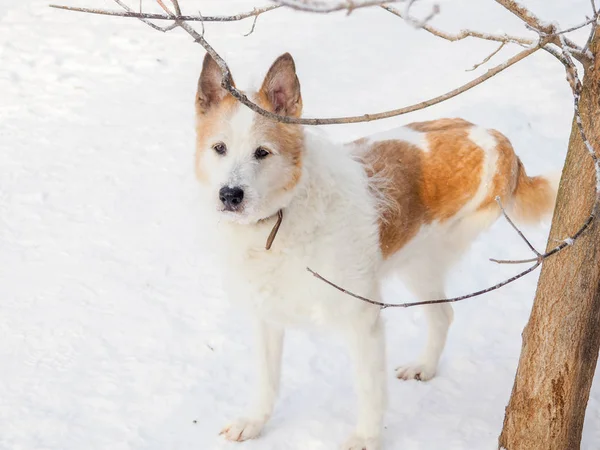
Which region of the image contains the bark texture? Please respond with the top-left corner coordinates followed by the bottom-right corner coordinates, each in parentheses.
top-left (499, 27), bottom-right (600, 450)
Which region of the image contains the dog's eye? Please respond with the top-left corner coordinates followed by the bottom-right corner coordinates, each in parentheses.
top-left (254, 147), bottom-right (270, 160)
top-left (213, 143), bottom-right (227, 155)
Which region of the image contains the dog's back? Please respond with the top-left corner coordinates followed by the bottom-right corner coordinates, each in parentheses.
top-left (351, 117), bottom-right (557, 380)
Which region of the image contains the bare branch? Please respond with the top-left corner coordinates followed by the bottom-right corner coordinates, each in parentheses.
top-left (410, 3), bottom-right (440, 28)
top-left (51, 2), bottom-right (556, 126)
top-left (49, 4), bottom-right (281, 22)
top-left (48, 0), bottom-right (600, 310)
top-left (112, 2), bottom-right (546, 127)
top-left (584, 15), bottom-right (599, 54)
top-left (169, 0), bottom-right (181, 16)
top-left (223, 44), bottom-right (542, 125)
top-left (244, 7), bottom-right (267, 36)
top-left (384, 4), bottom-right (596, 53)
top-left (497, 196), bottom-right (542, 257)
top-left (490, 256), bottom-right (540, 265)
top-left (467, 42), bottom-right (506, 71)
top-left (494, 0), bottom-right (591, 65)
top-left (307, 263), bottom-right (541, 309)
top-left (156, 0), bottom-right (174, 16)
top-left (382, 5), bottom-right (533, 46)
top-left (306, 22), bottom-right (600, 308)
top-left (272, 0), bottom-right (407, 14)
top-left (401, 0), bottom-right (439, 28)
top-left (113, 0), bottom-right (171, 32)
top-left (556, 16), bottom-right (598, 36)
top-left (176, 32), bottom-right (543, 125)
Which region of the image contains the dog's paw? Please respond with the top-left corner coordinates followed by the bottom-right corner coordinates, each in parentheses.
top-left (395, 363), bottom-right (436, 381)
top-left (341, 434), bottom-right (381, 450)
top-left (219, 418), bottom-right (265, 442)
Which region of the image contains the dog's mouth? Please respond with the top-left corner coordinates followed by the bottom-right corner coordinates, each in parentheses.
top-left (221, 203), bottom-right (244, 213)
top-left (218, 206), bottom-right (251, 223)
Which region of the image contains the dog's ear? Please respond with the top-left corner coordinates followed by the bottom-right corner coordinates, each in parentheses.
top-left (196, 53), bottom-right (233, 114)
top-left (259, 53), bottom-right (302, 118)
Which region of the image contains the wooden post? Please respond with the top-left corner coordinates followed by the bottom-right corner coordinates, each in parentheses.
top-left (499, 26), bottom-right (600, 449)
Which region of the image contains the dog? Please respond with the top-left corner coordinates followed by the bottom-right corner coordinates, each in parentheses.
top-left (194, 52), bottom-right (557, 450)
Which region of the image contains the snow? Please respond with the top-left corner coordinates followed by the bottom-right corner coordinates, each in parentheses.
top-left (1, 0), bottom-right (599, 449)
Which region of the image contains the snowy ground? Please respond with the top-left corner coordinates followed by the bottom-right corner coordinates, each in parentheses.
top-left (1, 0), bottom-right (599, 449)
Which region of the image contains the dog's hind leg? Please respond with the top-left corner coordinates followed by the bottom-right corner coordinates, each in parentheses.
top-left (220, 320), bottom-right (284, 441)
top-left (394, 266), bottom-right (453, 382)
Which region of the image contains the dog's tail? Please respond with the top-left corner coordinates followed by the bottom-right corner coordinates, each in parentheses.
top-left (506, 159), bottom-right (559, 225)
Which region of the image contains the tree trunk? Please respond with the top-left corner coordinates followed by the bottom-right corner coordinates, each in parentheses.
top-left (499, 27), bottom-right (600, 450)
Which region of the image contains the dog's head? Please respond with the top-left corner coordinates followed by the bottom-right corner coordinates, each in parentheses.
top-left (195, 53), bottom-right (304, 224)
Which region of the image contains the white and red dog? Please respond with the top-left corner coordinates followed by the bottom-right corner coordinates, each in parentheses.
top-left (195, 53), bottom-right (557, 449)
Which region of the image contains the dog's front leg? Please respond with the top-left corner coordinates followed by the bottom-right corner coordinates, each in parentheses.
top-left (342, 316), bottom-right (386, 450)
top-left (220, 320), bottom-right (284, 442)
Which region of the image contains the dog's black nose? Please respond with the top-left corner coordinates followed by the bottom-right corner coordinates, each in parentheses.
top-left (219, 186), bottom-right (244, 209)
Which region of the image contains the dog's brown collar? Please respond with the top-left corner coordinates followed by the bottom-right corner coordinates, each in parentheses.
top-left (260, 209), bottom-right (283, 250)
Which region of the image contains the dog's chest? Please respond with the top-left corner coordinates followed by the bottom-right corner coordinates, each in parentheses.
top-left (227, 244), bottom-right (314, 322)
top-left (221, 227), bottom-right (341, 325)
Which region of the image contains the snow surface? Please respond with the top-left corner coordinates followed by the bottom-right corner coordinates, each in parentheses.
top-left (1, 0), bottom-right (599, 449)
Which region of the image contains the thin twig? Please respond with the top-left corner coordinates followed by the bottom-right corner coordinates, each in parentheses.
top-left (555, 16), bottom-right (597, 36)
top-left (383, 4), bottom-right (596, 52)
top-left (49, 0), bottom-right (599, 308)
top-left (49, 4), bottom-right (281, 22)
top-left (584, 15), bottom-right (599, 54)
top-left (382, 5), bottom-right (532, 46)
top-left (51, 1), bottom-right (547, 125)
top-left (156, 0), bottom-right (174, 16)
top-left (185, 34), bottom-right (543, 125)
top-left (411, 3), bottom-right (440, 28)
top-left (400, 0), bottom-right (439, 28)
top-left (306, 18), bottom-right (599, 307)
top-left (220, 44), bottom-right (542, 125)
top-left (169, 0), bottom-right (181, 16)
top-left (494, 0), bottom-right (591, 65)
top-left (198, 10), bottom-right (205, 37)
top-left (467, 42), bottom-right (506, 71)
top-left (490, 256), bottom-right (540, 265)
top-left (126, 3), bottom-right (547, 126)
top-left (497, 196), bottom-right (541, 256)
top-left (485, 30), bottom-right (600, 268)
top-left (307, 264), bottom-right (541, 309)
top-left (244, 7), bottom-right (263, 36)
top-left (272, 0), bottom-right (407, 14)
top-left (51, 2), bottom-right (563, 126)
top-left (113, 0), bottom-right (167, 31)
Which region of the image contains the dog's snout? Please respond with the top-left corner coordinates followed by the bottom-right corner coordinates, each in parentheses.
top-left (219, 186), bottom-right (245, 209)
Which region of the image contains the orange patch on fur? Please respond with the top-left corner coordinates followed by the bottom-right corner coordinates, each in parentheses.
top-left (255, 93), bottom-right (304, 192)
top-left (407, 118), bottom-right (473, 133)
top-left (194, 95), bottom-right (238, 182)
top-left (360, 118), bottom-right (556, 259)
top-left (360, 140), bottom-right (428, 258)
top-left (419, 127), bottom-right (484, 221)
top-left (360, 119), bottom-right (487, 258)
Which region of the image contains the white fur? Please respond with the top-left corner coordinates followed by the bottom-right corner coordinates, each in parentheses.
top-left (205, 119), bottom-right (505, 448)
top-left (379, 127), bottom-right (502, 381)
top-left (206, 130), bottom-right (386, 449)
top-left (463, 126), bottom-right (500, 214)
top-left (197, 103), bottom-right (299, 224)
